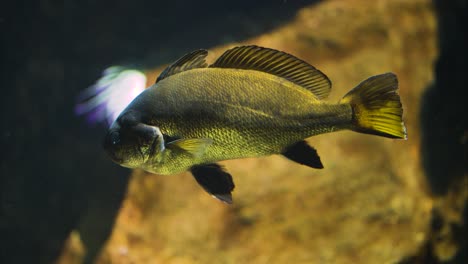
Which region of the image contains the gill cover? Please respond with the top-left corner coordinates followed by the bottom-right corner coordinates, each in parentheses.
top-left (103, 111), bottom-right (164, 168)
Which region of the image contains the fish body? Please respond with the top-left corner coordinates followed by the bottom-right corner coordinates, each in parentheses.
top-left (129, 68), bottom-right (350, 174)
top-left (104, 46), bottom-right (407, 203)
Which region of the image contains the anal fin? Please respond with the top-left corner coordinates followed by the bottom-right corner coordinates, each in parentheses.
top-left (190, 163), bottom-right (235, 204)
top-left (282, 141), bottom-right (324, 169)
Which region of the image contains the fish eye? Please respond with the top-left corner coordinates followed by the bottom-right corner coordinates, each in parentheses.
top-left (109, 131), bottom-right (120, 145)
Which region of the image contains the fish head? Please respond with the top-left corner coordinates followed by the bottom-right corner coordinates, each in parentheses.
top-left (103, 110), bottom-right (163, 168)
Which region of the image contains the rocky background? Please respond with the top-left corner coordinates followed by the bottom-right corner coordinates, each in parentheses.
top-left (1, 0), bottom-right (466, 264)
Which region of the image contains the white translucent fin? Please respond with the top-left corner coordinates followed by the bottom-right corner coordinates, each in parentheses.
top-left (75, 66), bottom-right (147, 126)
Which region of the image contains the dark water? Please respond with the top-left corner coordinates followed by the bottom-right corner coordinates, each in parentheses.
top-left (1, 1), bottom-right (314, 263)
top-left (1, 0), bottom-right (466, 263)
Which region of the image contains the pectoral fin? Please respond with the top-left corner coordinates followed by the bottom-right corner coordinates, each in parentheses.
top-left (166, 138), bottom-right (213, 158)
top-left (282, 141), bottom-right (324, 169)
top-left (190, 163), bottom-right (235, 204)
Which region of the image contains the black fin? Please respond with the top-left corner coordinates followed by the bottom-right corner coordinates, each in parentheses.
top-left (210, 45), bottom-right (331, 99)
top-left (282, 141), bottom-right (324, 169)
top-left (190, 163), bottom-right (235, 204)
top-left (156, 49), bottom-right (208, 83)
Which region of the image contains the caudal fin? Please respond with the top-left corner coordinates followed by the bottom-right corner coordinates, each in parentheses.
top-left (340, 73), bottom-right (407, 139)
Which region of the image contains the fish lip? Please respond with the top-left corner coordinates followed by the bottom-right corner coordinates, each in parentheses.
top-left (112, 156), bottom-right (124, 164)
top-left (105, 149), bottom-right (124, 164)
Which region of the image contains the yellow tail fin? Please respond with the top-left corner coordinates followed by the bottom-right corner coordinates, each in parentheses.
top-left (340, 73), bottom-right (407, 139)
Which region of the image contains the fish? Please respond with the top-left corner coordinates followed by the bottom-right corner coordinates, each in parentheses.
top-left (103, 45), bottom-right (407, 204)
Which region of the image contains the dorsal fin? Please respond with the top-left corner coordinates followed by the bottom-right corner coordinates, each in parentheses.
top-left (210, 45), bottom-right (331, 99)
top-left (156, 49), bottom-right (208, 83)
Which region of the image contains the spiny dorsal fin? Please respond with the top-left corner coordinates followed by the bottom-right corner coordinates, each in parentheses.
top-left (210, 45), bottom-right (331, 99)
top-left (156, 49), bottom-right (208, 83)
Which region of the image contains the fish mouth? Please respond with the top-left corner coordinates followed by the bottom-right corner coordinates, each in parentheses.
top-left (105, 149), bottom-right (124, 164)
top-left (103, 140), bottom-right (122, 164)
top-left (112, 156), bottom-right (124, 164)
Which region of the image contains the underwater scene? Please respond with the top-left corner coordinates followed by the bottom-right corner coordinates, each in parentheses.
top-left (1, 0), bottom-right (466, 263)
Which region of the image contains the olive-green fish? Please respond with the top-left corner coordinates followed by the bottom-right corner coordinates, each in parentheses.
top-left (104, 45), bottom-right (407, 203)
